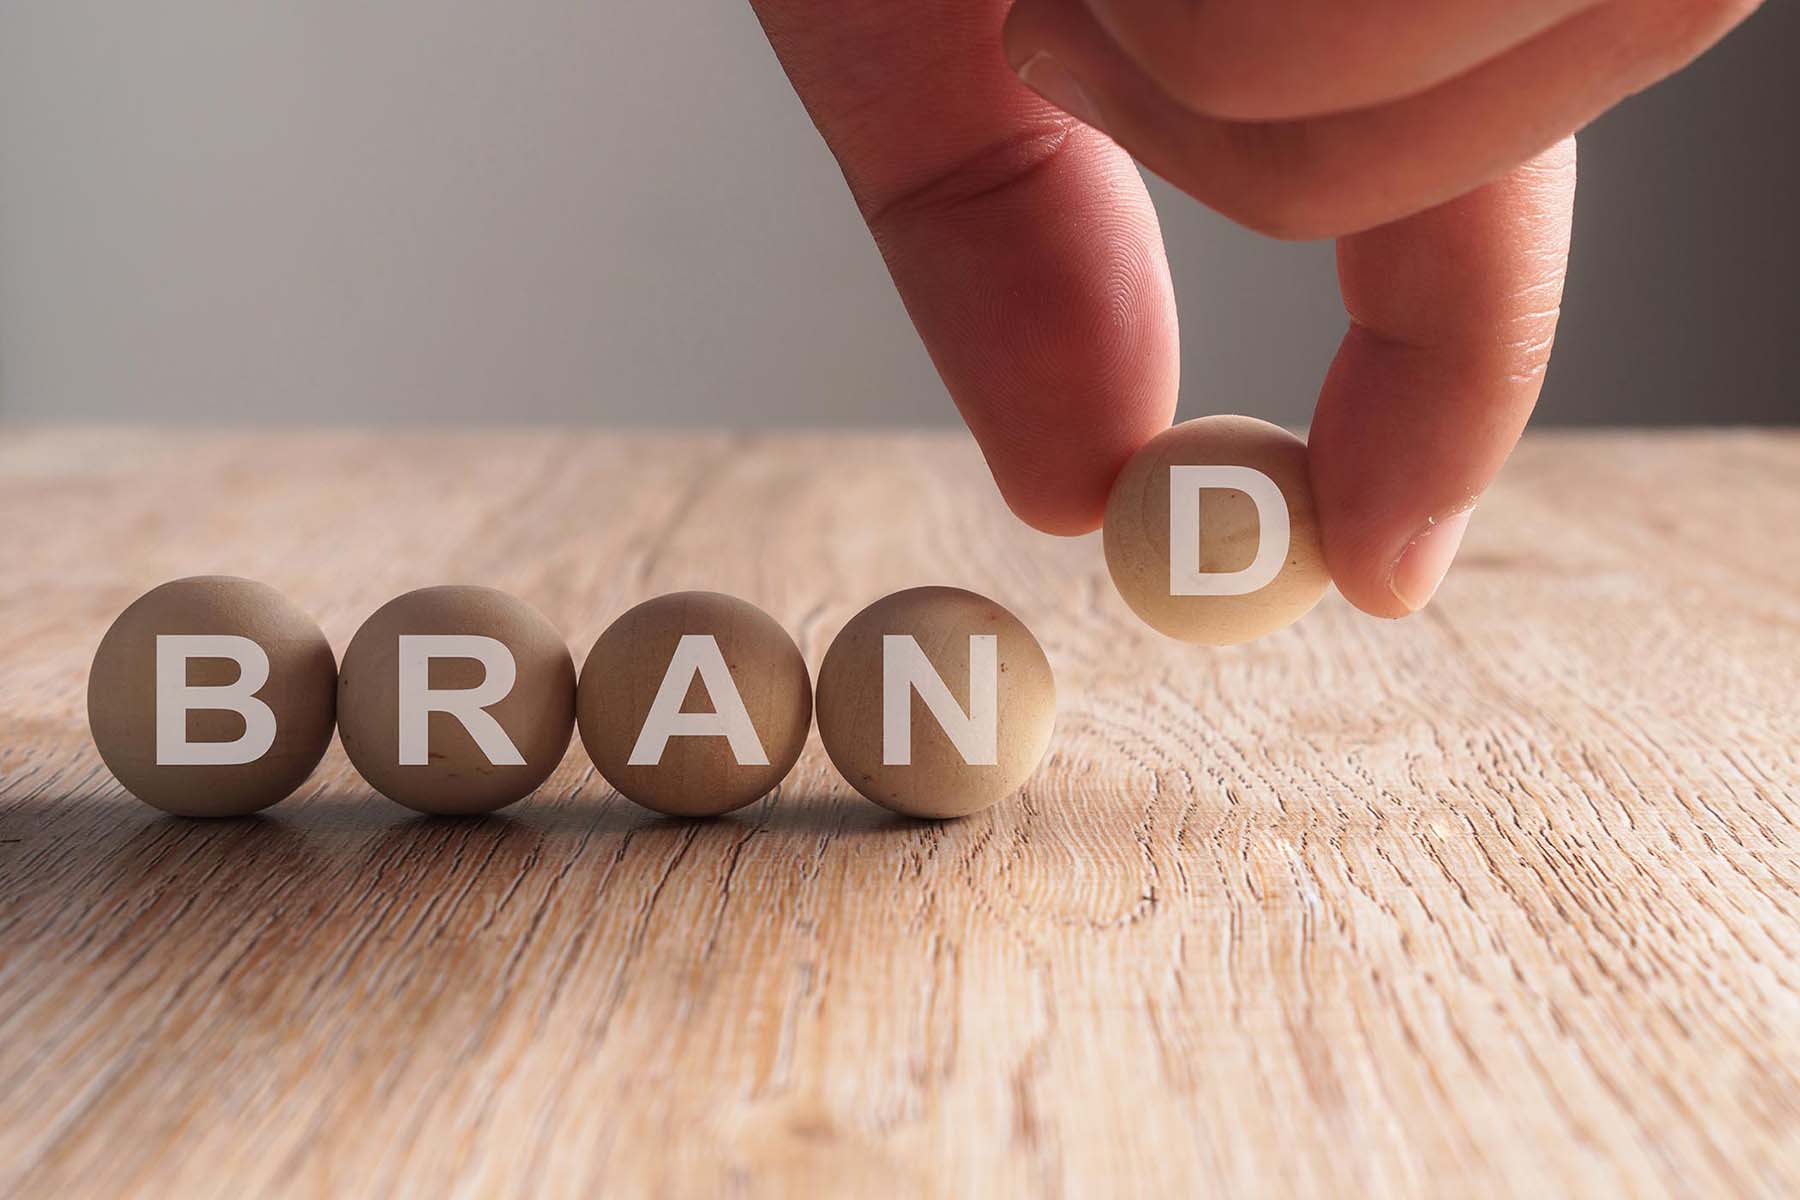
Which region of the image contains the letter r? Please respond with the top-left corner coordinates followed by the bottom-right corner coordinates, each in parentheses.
top-left (396, 635), bottom-right (526, 766)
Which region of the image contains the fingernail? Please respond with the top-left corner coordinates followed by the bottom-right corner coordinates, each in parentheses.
top-left (1015, 52), bottom-right (1105, 131)
top-left (1388, 507), bottom-right (1474, 613)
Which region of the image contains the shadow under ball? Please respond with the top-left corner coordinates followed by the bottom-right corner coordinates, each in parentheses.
top-left (577, 591), bottom-right (812, 818)
top-left (1103, 415), bottom-right (1330, 645)
top-left (337, 586), bottom-right (575, 815)
top-left (814, 586), bottom-right (1055, 820)
top-left (86, 576), bottom-right (337, 817)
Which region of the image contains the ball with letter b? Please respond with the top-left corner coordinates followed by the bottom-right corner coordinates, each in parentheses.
top-left (336, 586), bottom-right (576, 815)
top-left (813, 586), bottom-right (1056, 820)
top-left (577, 591), bottom-right (812, 817)
top-left (1104, 414), bottom-right (1329, 645)
top-left (86, 576), bottom-right (338, 817)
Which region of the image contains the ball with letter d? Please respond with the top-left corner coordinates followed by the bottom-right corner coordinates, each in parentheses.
top-left (1104, 414), bottom-right (1330, 645)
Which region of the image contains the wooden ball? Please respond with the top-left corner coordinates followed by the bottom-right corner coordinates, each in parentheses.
top-left (1103, 414), bottom-right (1329, 645)
top-left (337, 586), bottom-right (574, 815)
top-left (814, 587), bottom-right (1055, 820)
top-left (86, 576), bottom-right (337, 817)
top-left (577, 592), bottom-right (811, 817)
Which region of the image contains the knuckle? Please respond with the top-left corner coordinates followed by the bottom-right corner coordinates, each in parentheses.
top-left (1216, 191), bottom-right (1329, 242)
top-left (1679, 0), bottom-right (1764, 27)
top-left (1118, 7), bottom-right (1287, 119)
top-left (1168, 70), bottom-right (1282, 124)
top-left (858, 122), bottom-right (1076, 240)
top-left (1207, 124), bottom-right (1354, 241)
top-left (1639, 0), bottom-right (1763, 65)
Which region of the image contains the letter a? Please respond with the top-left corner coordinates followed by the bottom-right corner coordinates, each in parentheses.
top-left (629, 635), bottom-right (768, 766)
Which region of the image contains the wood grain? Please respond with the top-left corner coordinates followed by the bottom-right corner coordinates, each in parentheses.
top-left (1, 429), bottom-right (1797, 1199)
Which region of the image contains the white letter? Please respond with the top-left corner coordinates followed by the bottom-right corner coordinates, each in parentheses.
top-left (1168, 465), bottom-right (1290, 596)
top-left (629, 635), bottom-right (768, 766)
top-left (882, 635), bottom-right (997, 766)
top-left (397, 635), bottom-right (525, 766)
top-left (155, 635), bottom-right (278, 766)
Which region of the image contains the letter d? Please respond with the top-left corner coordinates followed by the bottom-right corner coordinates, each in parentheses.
top-left (1168, 465), bottom-right (1290, 597)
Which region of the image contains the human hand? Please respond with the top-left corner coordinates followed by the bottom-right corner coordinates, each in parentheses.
top-left (749, 0), bottom-right (1761, 616)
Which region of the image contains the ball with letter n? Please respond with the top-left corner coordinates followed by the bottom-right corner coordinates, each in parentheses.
top-left (813, 586), bottom-right (1057, 820)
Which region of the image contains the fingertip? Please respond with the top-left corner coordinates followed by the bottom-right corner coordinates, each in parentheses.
top-left (974, 412), bottom-right (1153, 537)
top-left (1308, 339), bottom-right (1492, 621)
top-left (1387, 507), bottom-right (1474, 613)
top-left (996, 485), bottom-right (1106, 538)
top-left (1310, 469), bottom-right (1419, 621)
top-left (1315, 485), bottom-right (1476, 621)
top-left (875, 132), bottom-right (1178, 541)
top-left (999, 0), bottom-right (1054, 71)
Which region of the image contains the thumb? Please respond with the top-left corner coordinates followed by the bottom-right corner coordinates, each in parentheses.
top-left (750, 0), bottom-right (1178, 534)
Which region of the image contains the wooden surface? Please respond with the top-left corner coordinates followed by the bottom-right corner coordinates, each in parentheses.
top-left (2, 429), bottom-right (1797, 1199)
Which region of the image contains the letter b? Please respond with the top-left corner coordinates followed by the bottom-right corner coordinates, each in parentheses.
top-left (155, 634), bottom-right (278, 766)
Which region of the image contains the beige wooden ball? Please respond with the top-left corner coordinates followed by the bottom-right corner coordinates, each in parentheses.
top-left (86, 576), bottom-right (337, 817)
top-left (1103, 414), bottom-right (1329, 645)
top-left (337, 586), bottom-right (575, 815)
top-left (577, 591), bottom-right (812, 818)
top-left (814, 587), bottom-right (1055, 820)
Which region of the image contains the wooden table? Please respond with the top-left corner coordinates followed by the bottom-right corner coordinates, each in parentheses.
top-left (2, 430), bottom-right (1796, 1198)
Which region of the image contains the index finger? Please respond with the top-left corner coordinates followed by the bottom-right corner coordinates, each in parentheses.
top-left (750, 0), bottom-right (1180, 535)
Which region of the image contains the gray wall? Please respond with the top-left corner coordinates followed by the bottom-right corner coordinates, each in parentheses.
top-left (1, 1), bottom-right (1793, 428)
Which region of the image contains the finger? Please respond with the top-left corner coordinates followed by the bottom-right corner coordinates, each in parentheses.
top-left (751, 0), bottom-right (1179, 535)
top-left (1309, 138), bottom-right (1578, 618)
top-left (1004, 0), bottom-right (1760, 238)
top-left (1076, 0), bottom-right (1602, 121)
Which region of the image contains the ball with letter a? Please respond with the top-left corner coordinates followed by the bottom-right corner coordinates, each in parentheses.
top-left (576, 591), bottom-right (812, 817)
top-left (86, 576), bottom-right (338, 817)
top-left (813, 586), bottom-right (1056, 820)
top-left (336, 585), bottom-right (575, 815)
top-left (1103, 414), bottom-right (1330, 645)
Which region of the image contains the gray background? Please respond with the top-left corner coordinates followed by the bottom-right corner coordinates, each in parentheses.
top-left (0, 1), bottom-right (1793, 428)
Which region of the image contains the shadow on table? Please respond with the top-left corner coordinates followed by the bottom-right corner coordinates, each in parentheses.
top-left (0, 783), bottom-right (940, 923)
top-left (0, 784), bottom-right (986, 1062)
